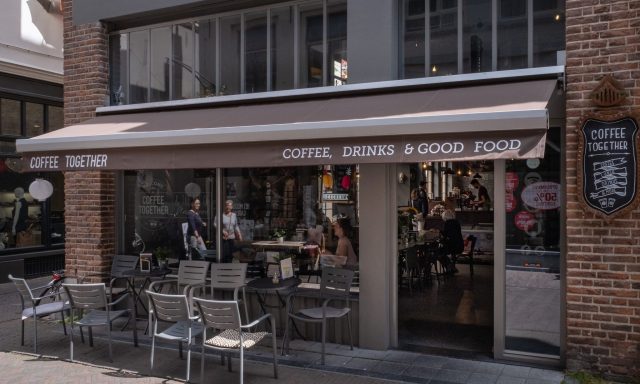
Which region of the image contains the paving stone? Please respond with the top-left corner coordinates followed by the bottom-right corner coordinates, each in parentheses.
top-left (434, 368), bottom-right (472, 383)
top-left (402, 365), bottom-right (441, 379)
top-left (467, 372), bottom-right (499, 384)
top-left (501, 364), bottom-right (532, 378)
top-left (496, 376), bottom-right (526, 384)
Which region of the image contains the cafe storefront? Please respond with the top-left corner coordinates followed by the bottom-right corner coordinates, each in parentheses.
top-left (17, 71), bottom-right (565, 365)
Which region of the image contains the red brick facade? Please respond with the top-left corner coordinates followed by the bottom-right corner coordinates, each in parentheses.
top-left (63, 0), bottom-right (115, 280)
top-left (565, 0), bottom-right (640, 379)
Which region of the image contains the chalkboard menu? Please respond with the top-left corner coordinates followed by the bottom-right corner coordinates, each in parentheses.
top-left (580, 117), bottom-right (638, 216)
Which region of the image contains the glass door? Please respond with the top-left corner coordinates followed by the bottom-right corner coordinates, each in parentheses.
top-left (501, 127), bottom-right (562, 359)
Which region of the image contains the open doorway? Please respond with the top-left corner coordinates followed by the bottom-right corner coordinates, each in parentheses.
top-left (397, 161), bottom-right (494, 358)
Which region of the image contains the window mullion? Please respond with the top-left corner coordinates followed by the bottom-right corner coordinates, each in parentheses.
top-left (322, 0), bottom-right (328, 86)
top-left (425, 0), bottom-right (430, 77)
top-left (241, 13), bottom-right (246, 94)
top-left (457, 0), bottom-right (462, 74)
top-left (492, 0), bottom-right (497, 71)
top-left (527, 0), bottom-right (533, 68)
top-left (294, 4), bottom-right (300, 88)
top-left (267, 8), bottom-right (272, 91)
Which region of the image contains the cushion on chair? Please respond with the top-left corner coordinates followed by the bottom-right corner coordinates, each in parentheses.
top-left (298, 306), bottom-right (350, 319)
top-left (22, 301), bottom-right (69, 320)
top-left (204, 329), bottom-right (268, 349)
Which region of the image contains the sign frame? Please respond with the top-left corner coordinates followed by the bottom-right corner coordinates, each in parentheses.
top-left (577, 111), bottom-right (640, 220)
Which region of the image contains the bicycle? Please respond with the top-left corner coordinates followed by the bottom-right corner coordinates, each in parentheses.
top-left (35, 269), bottom-right (66, 304)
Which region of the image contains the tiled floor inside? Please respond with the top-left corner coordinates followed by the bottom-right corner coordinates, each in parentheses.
top-left (398, 263), bottom-right (494, 358)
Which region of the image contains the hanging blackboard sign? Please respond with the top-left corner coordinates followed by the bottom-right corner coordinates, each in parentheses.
top-left (578, 115), bottom-right (639, 218)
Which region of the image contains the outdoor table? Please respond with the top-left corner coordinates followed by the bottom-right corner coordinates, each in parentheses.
top-left (246, 277), bottom-right (301, 336)
top-left (122, 267), bottom-right (169, 347)
top-left (251, 240), bottom-right (305, 253)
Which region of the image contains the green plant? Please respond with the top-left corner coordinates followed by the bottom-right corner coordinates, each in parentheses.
top-left (154, 246), bottom-right (172, 262)
top-left (271, 228), bottom-right (287, 239)
top-left (562, 371), bottom-right (610, 384)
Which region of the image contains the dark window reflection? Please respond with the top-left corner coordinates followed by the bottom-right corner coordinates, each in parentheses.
top-left (245, 12), bottom-right (268, 93)
top-left (150, 27), bottom-right (172, 102)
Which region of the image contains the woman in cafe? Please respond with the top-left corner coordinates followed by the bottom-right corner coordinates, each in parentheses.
top-left (216, 199), bottom-right (243, 263)
top-left (187, 197), bottom-right (207, 252)
top-left (321, 216), bottom-right (358, 269)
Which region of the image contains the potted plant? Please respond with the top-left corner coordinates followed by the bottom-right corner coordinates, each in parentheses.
top-left (154, 246), bottom-right (172, 269)
top-left (271, 228), bottom-right (287, 243)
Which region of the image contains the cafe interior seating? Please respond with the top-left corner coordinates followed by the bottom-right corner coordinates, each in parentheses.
top-left (455, 235), bottom-right (477, 276)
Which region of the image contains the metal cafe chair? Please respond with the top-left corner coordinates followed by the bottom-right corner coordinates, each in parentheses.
top-left (210, 263), bottom-right (249, 323)
top-left (80, 254), bottom-right (139, 299)
top-left (151, 260), bottom-right (210, 311)
top-left (62, 283), bottom-right (131, 362)
top-left (147, 290), bottom-right (203, 383)
top-left (282, 267), bottom-right (354, 365)
top-left (8, 274), bottom-right (70, 353)
top-left (455, 235), bottom-right (477, 276)
top-left (193, 297), bottom-right (278, 384)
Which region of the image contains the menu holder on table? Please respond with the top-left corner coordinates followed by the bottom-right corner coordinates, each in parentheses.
top-left (140, 253), bottom-right (152, 272)
top-left (280, 257), bottom-right (294, 279)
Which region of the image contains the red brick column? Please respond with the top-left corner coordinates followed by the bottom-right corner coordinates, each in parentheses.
top-left (63, 0), bottom-right (115, 279)
top-left (565, 1), bottom-right (639, 379)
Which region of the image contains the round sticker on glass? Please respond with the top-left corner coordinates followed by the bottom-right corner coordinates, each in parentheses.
top-left (526, 158), bottom-right (541, 169)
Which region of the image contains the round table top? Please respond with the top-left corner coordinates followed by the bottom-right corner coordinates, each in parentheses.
top-left (247, 277), bottom-right (301, 291)
top-left (122, 268), bottom-right (169, 278)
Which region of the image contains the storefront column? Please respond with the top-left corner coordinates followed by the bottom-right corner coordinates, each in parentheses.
top-left (63, 1), bottom-right (112, 280)
top-left (358, 163), bottom-right (395, 349)
top-left (64, 171), bottom-right (116, 279)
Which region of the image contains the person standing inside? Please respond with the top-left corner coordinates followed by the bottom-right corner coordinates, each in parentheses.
top-left (219, 199), bottom-right (242, 263)
top-left (470, 179), bottom-right (491, 210)
top-left (418, 181), bottom-right (429, 216)
top-left (187, 197), bottom-right (207, 253)
top-left (12, 187), bottom-right (29, 247)
top-left (440, 209), bottom-right (464, 274)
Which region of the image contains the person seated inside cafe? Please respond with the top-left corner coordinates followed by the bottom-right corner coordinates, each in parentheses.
top-left (321, 216), bottom-right (358, 269)
top-left (440, 209), bottom-right (464, 274)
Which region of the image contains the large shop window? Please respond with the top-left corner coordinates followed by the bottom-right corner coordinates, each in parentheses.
top-left (399, 0), bottom-right (565, 78)
top-left (122, 166), bottom-right (359, 283)
top-left (109, 0), bottom-right (348, 105)
top-left (1, 97), bottom-right (65, 252)
top-left (0, 170), bottom-right (65, 251)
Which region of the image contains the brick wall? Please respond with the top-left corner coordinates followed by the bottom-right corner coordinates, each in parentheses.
top-left (565, 0), bottom-right (640, 379)
top-left (63, 0), bottom-right (115, 280)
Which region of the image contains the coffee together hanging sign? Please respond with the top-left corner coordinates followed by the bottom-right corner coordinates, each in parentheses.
top-left (578, 116), bottom-right (639, 217)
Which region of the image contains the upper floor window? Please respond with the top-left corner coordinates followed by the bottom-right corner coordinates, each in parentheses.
top-left (109, 0), bottom-right (347, 105)
top-left (400, 0), bottom-right (565, 78)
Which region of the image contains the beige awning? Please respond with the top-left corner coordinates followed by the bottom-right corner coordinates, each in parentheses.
top-left (17, 79), bottom-right (557, 171)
